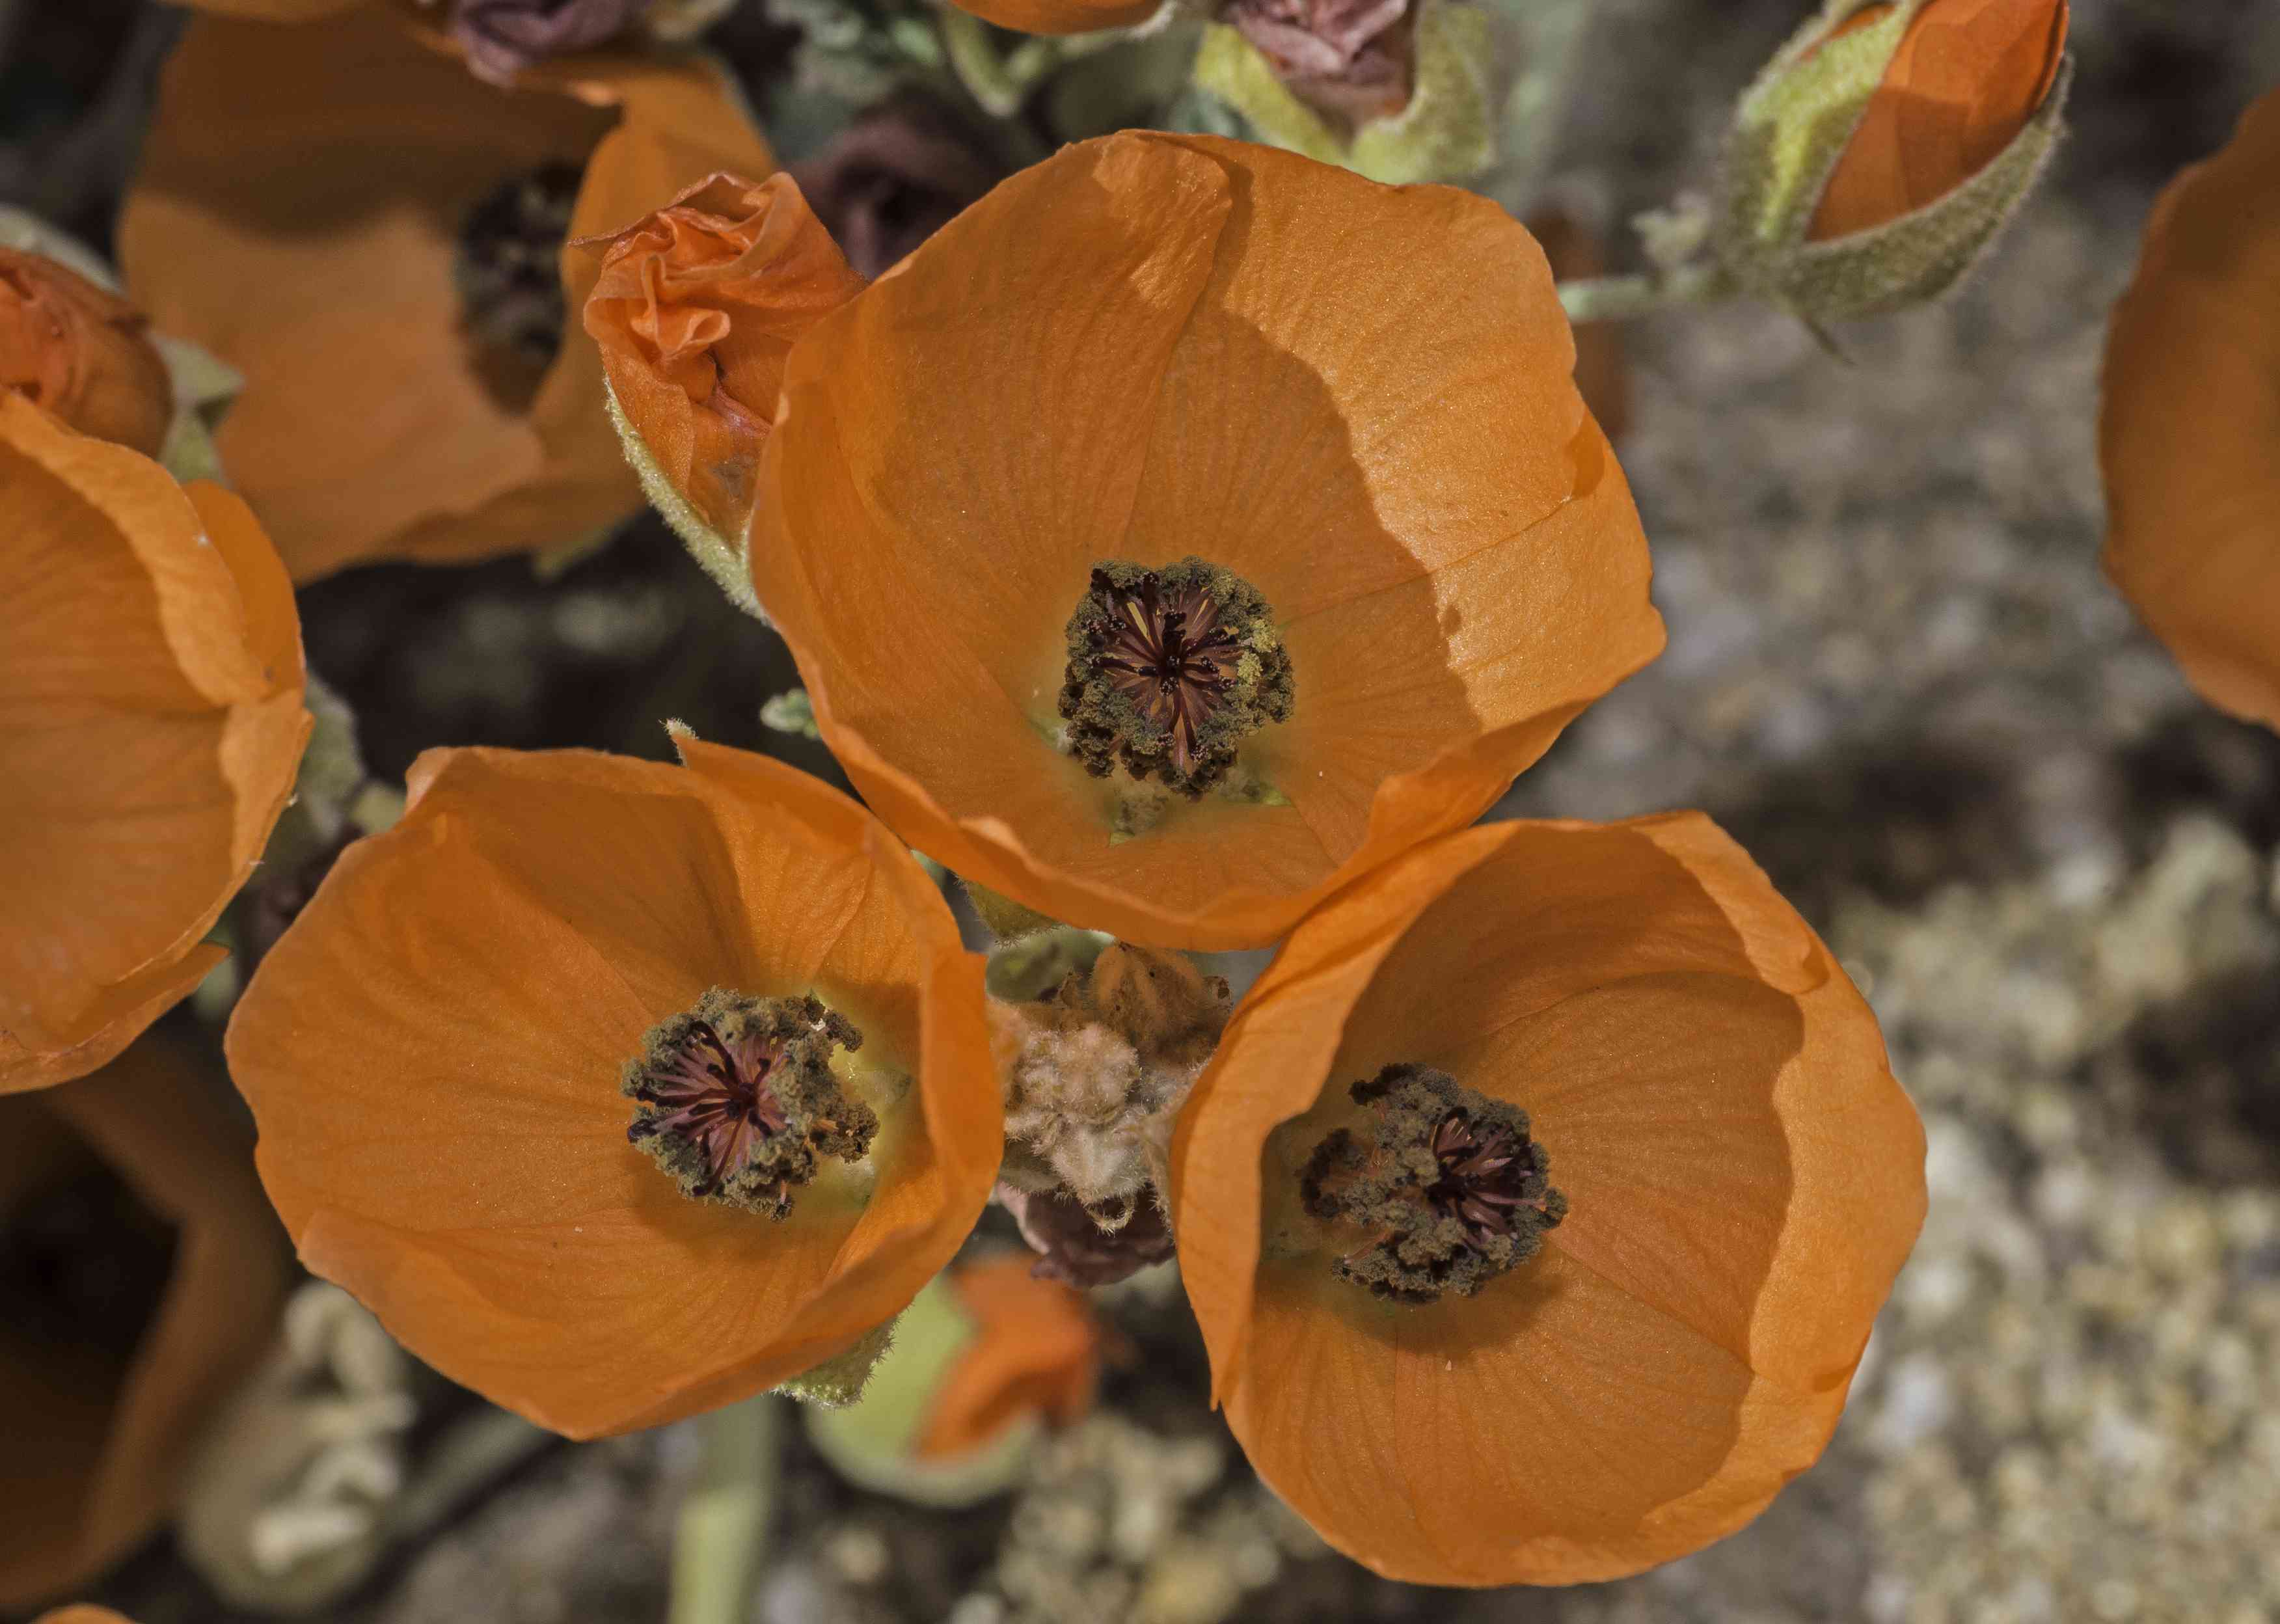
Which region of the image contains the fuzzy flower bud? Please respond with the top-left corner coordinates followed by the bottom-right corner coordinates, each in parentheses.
top-left (0, 247), bottom-right (173, 457)
top-left (1717, 0), bottom-right (2070, 321)
top-left (577, 172), bottom-right (864, 586)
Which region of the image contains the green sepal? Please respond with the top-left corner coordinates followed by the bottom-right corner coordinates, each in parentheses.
top-left (774, 1315), bottom-right (900, 1409)
top-left (601, 381), bottom-right (766, 621)
top-left (1765, 58), bottom-right (2071, 320)
top-left (965, 880), bottom-right (1062, 945)
top-left (1716, 0), bottom-right (1919, 267)
top-left (1715, 0), bottom-right (2069, 322)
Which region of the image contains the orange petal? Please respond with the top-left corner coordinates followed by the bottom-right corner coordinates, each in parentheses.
top-left (752, 133), bottom-right (1661, 951)
top-left (2101, 87), bottom-right (2280, 732)
top-left (0, 395), bottom-right (307, 1089)
top-left (1168, 813), bottom-right (1923, 1584)
top-left (942, 0), bottom-right (1161, 35)
top-left (579, 172), bottom-right (862, 538)
top-left (1811, 0), bottom-right (2069, 240)
top-left (118, 12), bottom-right (771, 581)
top-left (0, 1040), bottom-right (291, 1608)
top-left (225, 743), bottom-right (998, 1437)
top-left (0, 250), bottom-right (174, 457)
top-left (914, 1254), bottom-right (1100, 1459)
top-left (34, 1610), bottom-right (139, 1624)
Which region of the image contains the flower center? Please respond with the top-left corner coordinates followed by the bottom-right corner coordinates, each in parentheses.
top-left (622, 989), bottom-right (876, 1217)
top-left (1058, 558), bottom-right (1295, 798)
top-left (455, 162), bottom-right (584, 381)
top-left (1299, 1062), bottom-right (1565, 1303)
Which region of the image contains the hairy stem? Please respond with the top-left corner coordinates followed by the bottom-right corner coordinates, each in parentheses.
top-left (1557, 259), bottom-right (1737, 323)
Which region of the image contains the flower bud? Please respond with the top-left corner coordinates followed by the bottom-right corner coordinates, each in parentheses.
top-left (804, 1261), bottom-right (1102, 1508)
top-left (1192, 0), bottom-right (1493, 185)
top-left (450, 0), bottom-right (652, 85)
top-left (1717, 0), bottom-right (2069, 321)
top-left (577, 172), bottom-right (864, 586)
top-left (0, 248), bottom-right (173, 457)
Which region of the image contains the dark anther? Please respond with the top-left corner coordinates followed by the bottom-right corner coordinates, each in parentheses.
top-left (622, 988), bottom-right (875, 1217)
top-left (1299, 1062), bottom-right (1565, 1304)
top-left (1058, 557), bottom-right (1295, 798)
top-left (455, 162), bottom-right (585, 377)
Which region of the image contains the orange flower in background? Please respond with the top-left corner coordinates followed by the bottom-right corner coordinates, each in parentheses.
top-left (914, 1254), bottom-right (1102, 1460)
top-left (750, 133), bottom-right (1662, 953)
top-left (1, 1040), bottom-right (291, 1608)
top-left (944, 0), bottom-right (1160, 37)
top-left (117, 8), bottom-right (772, 582)
top-left (225, 741), bottom-right (1000, 1437)
top-left (2102, 86), bottom-right (2280, 734)
top-left (1168, 813), bottom-right (1924, 1585)
top-left (1, 394), bottom-right (308, 1093)
top-left (579, 172), bottom-right (863, 543)
top-left (1, 250), bottom-right (173, 458)
top-left (34, 1610), bottom-right (137, 1624)
top-left (1810, 0), bottom-right (2069, 241)
top-left (1527, 208), bottom-right (1629, 442)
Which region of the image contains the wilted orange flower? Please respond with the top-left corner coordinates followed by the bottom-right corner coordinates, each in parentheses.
top-left (0, 250), bottom-right (173, 458)
top-left (224, 741), bottom-right (1000, 1437)
top-left (913, 1254), bottom-right (1102, 1460)
top-left (1, 1040), bottom-right (291, 1608)
top-left (943, 0), bottom-right (1160, 36)
top-left (1810, 0), bottom-right (2069, 241)
top-left (2101, 86), bottom-right (2280, 733)
top-left (579, 172), bottom-right (863, 542)
top-left (117, 7), bottom-right (772, 582)
top-left (1169, 813), bottom-right (1924, 1585)
top-left (750, 133), bottom-right (1662, 952)
top-left (1, 394), bottom-right (308, 1094)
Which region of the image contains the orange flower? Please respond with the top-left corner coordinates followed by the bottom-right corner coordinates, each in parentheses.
top-left (943, 0), bottom-right (1161, 36)
top-left (750, 133), bottom-right (1662, 952)
top-left (0, 250), bottom-right (174, 458)
top-left (224, 740), bottom-right (1000, 1437)
top-left (914, 1254), bottom-right (1101, 1460)
top-left (1, 394), bottom-right (308, 1094)
top-left (579, 172), bottom-right (863, 543)
top-left (1810, 0), bottom-right (2069, 241)
top-left (34, 1610), bottom-right (137, 1624)
top-left (116, 8), bottom-right (772, 582)
top-left (2101, 87), bottom-right (2280, 733)
top-left (1, 1040), bottom-right (291, 1608)
top-left (1168, 814), bottom-right (1924, 1585)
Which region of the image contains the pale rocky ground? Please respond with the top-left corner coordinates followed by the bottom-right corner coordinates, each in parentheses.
top-left (23, 1), bottom-right (2280, 1621)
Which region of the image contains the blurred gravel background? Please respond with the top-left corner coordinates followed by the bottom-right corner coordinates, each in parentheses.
top-left (8, 0), bottom-right (2280, 1620)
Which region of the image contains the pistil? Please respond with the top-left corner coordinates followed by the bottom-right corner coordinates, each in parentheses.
top-left (1299, 1062), bottom-right (1565, 1303)
top-left (623, 989), bottom-right (876, 1217)
top-left (1059, 558), bottom-right (1294, 798)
